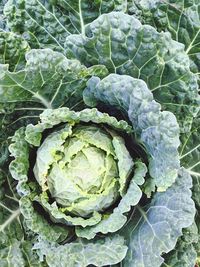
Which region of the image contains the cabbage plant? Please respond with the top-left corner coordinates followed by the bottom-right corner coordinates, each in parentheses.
top-left (0, 1), bottom-right (199, 267)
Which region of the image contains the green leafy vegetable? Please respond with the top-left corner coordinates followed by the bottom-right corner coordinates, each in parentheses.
top-left (65, 11), bottom-right (199, 132)
top-left (123, 168), bottom-right (195, 267)
top-left (4, 0), bottom-right (127, 50)
top-left (84, 74), bottom-right (180, 191)
top-left (128, 0), bottom-right (200, 74)
top-left (0, 1), bottom-right (199, 266)
top-left (163, 223), bottom-right (199, 267)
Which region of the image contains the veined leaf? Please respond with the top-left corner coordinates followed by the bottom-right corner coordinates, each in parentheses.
top-left (128, 0), bottom-right (200, 74)
top-left (65, 11), bottom-right (199, 132)
top-left (0, 47), bottom-right (106, 172)
top-left (4, 0), bottom-right (127, 51)
top-left (34, 235), bottom-right (128, 267)
top-left (84, 74), bottom-right (180, 191)
top-left (0, 170), bottom-right (43, 266)
top-left (180, 112), bottom-right (200, 207)
top-left (162, 223), bottom-right (198, 267)
top-left (0, 31), bottom-right (30, 71)
top-left (0, 3), bottom-right (198, 266)
top-left (123, 168), bottom-right (195, 267)
top-left (0, 0), bottom-right (8, 30)
top-left (0, 48), bottom-right (106, 109)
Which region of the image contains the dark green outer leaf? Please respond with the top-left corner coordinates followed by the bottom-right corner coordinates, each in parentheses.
top-left (179, 112), bottom-right (200, 266)
top-left (34, 235), bottom-right (128, 267)
top-left (0, 102), bottom-right (43, 168)
top-left (0, 31), bottom-right (32, 170)
top-left (0, 46), bottom-right (108, 263)
top-left (0, 31), bottom-right (30, 71)
top-left (0, 170), bottom-right (43, 266)
top-left (4, 0), bottom-right (127, 51)
top-left (65, 11), bottom-right (199, 133)
top-left (8, 115), bottom-right (130, 266)
top-left (180, 112), bottom-right (200, 207)
top-left (162, 223), bottom-right (198, 267)
top-left (195, 213), bottom-right (200, 264)
top-left (129, 2), bottom-right (200, 261)
top-left (0, 0), bottom-right (8, 30)
top-left (128, 0), bottom-right (200, 74)
top-left (0, 48), bottom-right (107, 109)
top-left (84, 74), bottom-right (180, 191)
top-left (0, 47), bottom-right (107, 170)
top-left (123, 168), bottom-right (195, 267)
top-left (0, 172), bottom-right (22, 245)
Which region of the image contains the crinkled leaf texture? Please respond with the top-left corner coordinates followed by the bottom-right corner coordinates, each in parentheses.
top-left (7, 108), bottom-right (134, 266)
top-left (7, 105), bottom-right (195, 267)
top-left (75, 161), bottom-right (147, 239)
top-left (4, 0), bottom-right (127, 50)
top-left (1, 80), bottom-right (196, 265)
top-left (0, 32), bottom-right (32, 169)
top-left (84, 74), bottom-right (180, 191)
top-left (25, 107), bottom-right (132, 147)
top-left (0, 1), bottom-right (8, 30)
top-left (162, 223), bottom-right (198, 267)
top-left (0, 47), bottom-right (107, 176)
top-left (0, 170), bottom-right (43, 267)
top-left (195, 214), bottom-right (200, 264)
top-left (179, 112), bottom-right (200, 265)
top-left (0, 48), bottom-right (107, 109)
top-left (6, 75), bottom-right (189, 267)
top-left (9, 127), bottom-right (70, 243)
top-left (128, 0), bottom-right (200, 74)
top-left (35, 235), bottom-right (128, 267)
top-left (123, 168), bottom-right (195, 267)
top-left (180, 112), bottom-right (200, 208)
top-left (65, 11), bottom-right (199, 132)
top-left (127, 2), bottom-right (200, 263)
top-left (0, 4), bottom-right (198, 266)
top-left (9, 108), bottom-right (141, 233)
top-left (0, 31), bottom-right (30, 71)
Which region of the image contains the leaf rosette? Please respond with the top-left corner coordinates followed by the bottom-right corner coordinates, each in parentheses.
top-left (0, 1), bottom-right (198, 266)
top-left (6, 68), bottom-right (194, 266)
top-left (9, 106), bottom-right (147, 239)
top-left (0, 33), bottom-right (193, 264)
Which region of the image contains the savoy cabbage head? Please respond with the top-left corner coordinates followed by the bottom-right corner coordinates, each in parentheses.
top-left (0, 1), bottom-right (199, 267)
